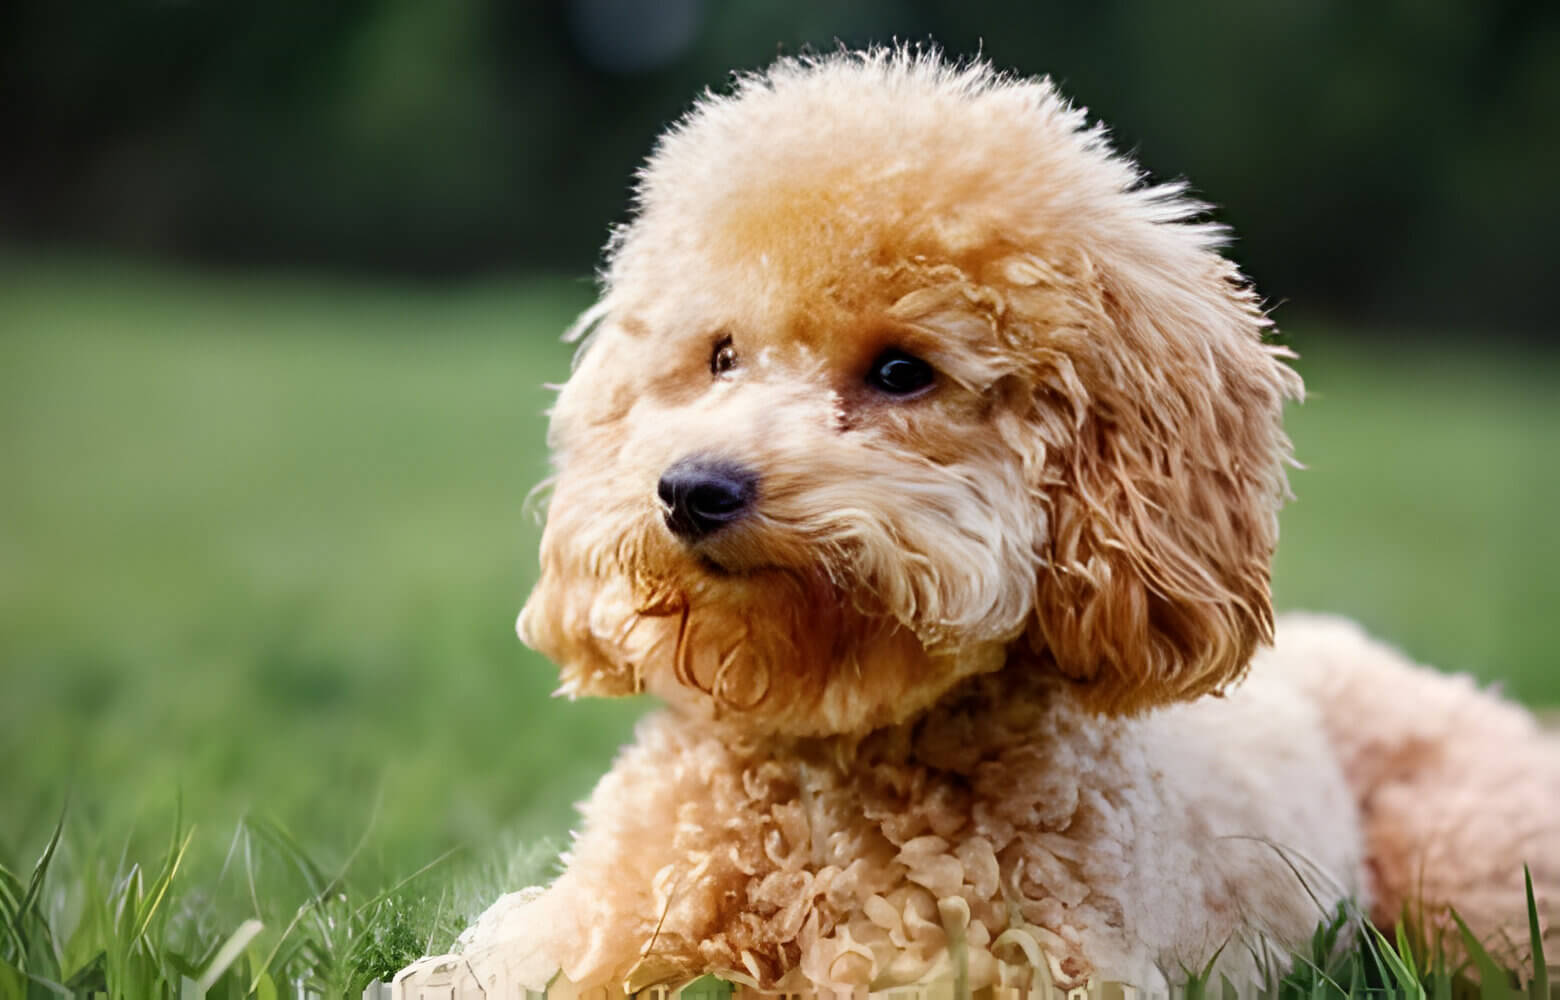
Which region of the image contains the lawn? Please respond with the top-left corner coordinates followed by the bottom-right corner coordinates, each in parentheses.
top-left (2, 255), bottom-right (1557, 993)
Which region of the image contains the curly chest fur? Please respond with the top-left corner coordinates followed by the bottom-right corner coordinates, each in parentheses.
top-left (581, 671), bottom-right (1208, 990)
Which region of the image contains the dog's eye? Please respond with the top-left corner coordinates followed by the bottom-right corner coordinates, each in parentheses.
top-left (710, 336), bottom-right (737, 377)
top-left (866, 348), bottom-right (935, 396)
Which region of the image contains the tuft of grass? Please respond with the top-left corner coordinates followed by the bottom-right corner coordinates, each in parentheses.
top-left (1, 810), bottom-right (214, 998)
top-left (1260, 874), bottom-right (1554, 1000)
top-left (0, 810), bottom-right (469, 1000)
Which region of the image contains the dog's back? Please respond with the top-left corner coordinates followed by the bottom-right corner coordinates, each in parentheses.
top-left (1266, 613), bottom-right (1560, 960)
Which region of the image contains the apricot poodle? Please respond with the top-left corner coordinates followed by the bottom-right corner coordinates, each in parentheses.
top-left (397, 50), bottom-right (1558, 996)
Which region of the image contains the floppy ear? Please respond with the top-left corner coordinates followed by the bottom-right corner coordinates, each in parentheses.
top-left (1015, 247), bottom-right (1303, 715)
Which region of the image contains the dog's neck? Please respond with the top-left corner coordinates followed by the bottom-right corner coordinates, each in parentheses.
top-left (737, 655), bottom-right (1098, 777)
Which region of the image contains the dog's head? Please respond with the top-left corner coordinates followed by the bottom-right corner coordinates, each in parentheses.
top-left (518, 51), bottom-right (1302, 736)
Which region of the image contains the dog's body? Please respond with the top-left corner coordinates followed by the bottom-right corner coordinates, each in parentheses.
top-left (397, 50), bottom-right (1557, 995)
top-left (440, 619), bottom-right (1365, 994)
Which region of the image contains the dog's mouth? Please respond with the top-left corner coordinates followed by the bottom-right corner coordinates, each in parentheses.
top-left (685, 545), bottom-right (802, 586)
top-left (632, 535), bottom-right (838, 615)
top-left (657, 521), bottom-right (757, 577)
top-left (693, 552), bottom-right (743, 577)
top-left (660, 515), bottom-right (782, 579)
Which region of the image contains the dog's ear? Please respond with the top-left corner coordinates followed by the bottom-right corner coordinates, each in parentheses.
top-left (1007, 244), bottom-right (1302, 715)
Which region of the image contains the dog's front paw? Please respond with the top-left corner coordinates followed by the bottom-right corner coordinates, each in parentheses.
top-left (393, 887), bottom-right (562, 999)
top-left (391, 952), bottom-right (485, 1000)
top-left (393, 937), bottom-right (560, 999)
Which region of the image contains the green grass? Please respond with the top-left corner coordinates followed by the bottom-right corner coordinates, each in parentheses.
top-left (1, 254), bottom-right (1557, 995)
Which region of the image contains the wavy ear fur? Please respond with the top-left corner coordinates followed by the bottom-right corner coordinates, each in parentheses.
top-left (1012, 244), bottom-right (1303, 715)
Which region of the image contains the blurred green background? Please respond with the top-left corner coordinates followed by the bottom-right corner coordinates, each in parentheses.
top-left (2, 0), bottom-right (1557, 920)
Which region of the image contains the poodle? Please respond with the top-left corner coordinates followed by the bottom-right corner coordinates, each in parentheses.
top-left (396, 50), bottom-right (1558, 996)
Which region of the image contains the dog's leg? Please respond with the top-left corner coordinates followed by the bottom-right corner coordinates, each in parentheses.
top-left (1270, 613), bottom-right (1560, 964)
top-left (395, 710), bottom-right (792, 996)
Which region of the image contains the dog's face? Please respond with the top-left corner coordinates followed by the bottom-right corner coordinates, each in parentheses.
top-left (519, 52), bottom-right (1303, 736)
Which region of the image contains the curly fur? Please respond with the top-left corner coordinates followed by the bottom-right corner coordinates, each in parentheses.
top-left (396, 49), bottom-right (1557, 996)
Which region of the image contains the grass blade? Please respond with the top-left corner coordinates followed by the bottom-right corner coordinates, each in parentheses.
top-left (1455, 909), bottom-right (1518, 1000)
top-left (0, 866), bottom-right (27, 967)
top-left (195, 918), bottom-right (264, 993)
top-left (1365, 922), bottom-right (1426, 1000)
top-left (1396, 919), bottom-right (1424, 981)
top-left (130, 827), bottom-right (195, 945)
top-left (16, 813), bottom-right (64, 929)
top-left (242, 817), bottom-right (331, 901)
top-left (3, 813), bottom-right (65, 972)
top-left (1526, 866), bottom-right (1549, 1000)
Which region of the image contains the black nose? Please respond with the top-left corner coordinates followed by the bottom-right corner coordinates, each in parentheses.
top-left (657, 458), bottom-right (757, 542)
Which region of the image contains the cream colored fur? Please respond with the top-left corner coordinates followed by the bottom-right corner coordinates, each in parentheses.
top-left (396, 49), bottom-right (1557, 996)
